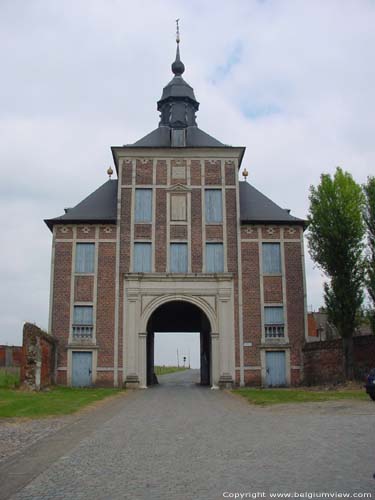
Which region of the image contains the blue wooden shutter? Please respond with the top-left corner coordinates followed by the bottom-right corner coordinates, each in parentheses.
top-left (262, 243), bottom-right (281, 274)
top-left (206, 243), bottom-right (224, 272)
top-left (133, 243), bottom-right (152, 272)
top-left (170, 243), bottom-right (188, 272)
top-left (205, 190), bottom-right (222, 223)
top-left (73, 306), bottom-right (93, 325)
top-left (75, 243), bottom-right (95, 273)
top-left (264, 307), bottom-right (284, 325)
top-left (135, 189), bottom-right (152, 222)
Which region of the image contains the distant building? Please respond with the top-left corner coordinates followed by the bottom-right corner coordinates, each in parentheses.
top-left (307, 310), bottom-right (372, 342)
top-left (45, 37), bottom-right (307, 388)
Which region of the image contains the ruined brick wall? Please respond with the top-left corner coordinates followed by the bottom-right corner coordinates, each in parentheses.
top-left (303, 335), bottom-right (375, 384)
top-left (21, 323), bottom-right (57, 389)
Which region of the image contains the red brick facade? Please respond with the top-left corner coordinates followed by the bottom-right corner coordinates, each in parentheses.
top-left (49, 156), bottom-right (306, 388)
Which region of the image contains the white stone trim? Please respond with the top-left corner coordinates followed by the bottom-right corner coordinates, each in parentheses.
top-left (68, 226), bottom-right (77, 343)
top-left (280, 228), bottom-right (289, 343)
top-left (55, 239), bottom-right (117, 243)
top-left (301, 234), bottom-right (309, 343)
top-left (48, 226), bottom-right (56, 334)
top-left (113, 164), bottom-right (122, 387)
top-left (152, 161), bottom-right (156, 273)
top-left (236, 366), bottom-right (262, 370)
top-left (114, 148), bottom-right (244, 161)
top-left (166, 190), bottom-right (171, 272)
top-left (258, 227), bottom-right (265, 344)
top-left (187, 191), bottom-right (192, 272)
top-left (138, 332), bottom-right (147, 389)
top-left (129, 163), bottom-right (136, 272)
top-left (235, 161), bottom-right (244, 386)
top-left (201, 162), bottom-right (206, 272)
top-left (221, 161), bottom-right (228, 273)
top-left (92, 226), bottom-right (99, 344)
top-left (121, 183), bottom-right (237, 189)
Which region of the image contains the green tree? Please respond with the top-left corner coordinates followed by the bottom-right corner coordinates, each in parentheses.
top-left (307, 168), bottom-right (365, 379)
top-left (363, 176), bottom-right (375, 334)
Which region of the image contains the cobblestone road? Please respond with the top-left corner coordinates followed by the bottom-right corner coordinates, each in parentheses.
top-left (2, 370), bottom-right (375, 500)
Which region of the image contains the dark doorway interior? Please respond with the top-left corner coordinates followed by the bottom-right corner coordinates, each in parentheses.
top-left (146, 301), bottom-right (211, 386)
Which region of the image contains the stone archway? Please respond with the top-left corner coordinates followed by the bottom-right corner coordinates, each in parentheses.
top-left (123, 274), bottom-right (235, 389)
top-left (146, 300), bottom-right (212, 386)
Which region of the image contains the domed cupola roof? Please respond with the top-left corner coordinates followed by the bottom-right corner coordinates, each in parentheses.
top-left (157, 22), bottom-right (199, 129)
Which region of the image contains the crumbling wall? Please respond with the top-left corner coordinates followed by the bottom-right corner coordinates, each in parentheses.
top-left (21, 323), bottom-right (57, 390)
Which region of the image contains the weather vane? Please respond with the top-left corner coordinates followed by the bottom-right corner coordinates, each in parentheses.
top-left (176, 18), bottom-right (180, 44)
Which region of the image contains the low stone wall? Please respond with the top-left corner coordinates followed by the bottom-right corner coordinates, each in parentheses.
top-left (303, 335), bottom-right (375, 385)
top-left (21, 323), bottom-right (57, 390)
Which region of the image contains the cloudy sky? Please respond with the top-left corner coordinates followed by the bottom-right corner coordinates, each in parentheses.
top-left (1, 0), bottom-right (374, 346)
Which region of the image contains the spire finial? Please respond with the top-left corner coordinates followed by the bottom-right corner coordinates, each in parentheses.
top-left (172, 19), bottom-right (185, 76)
top-left (243, 168), bottom-right (249, 182)
top-left (107, 166), bottom-right (113, 179)
top-left (176, 18), bottom-right (180, 44)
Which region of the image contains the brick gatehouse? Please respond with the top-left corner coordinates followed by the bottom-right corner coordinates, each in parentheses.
top-left (45, 38), bottom-right (307, 389)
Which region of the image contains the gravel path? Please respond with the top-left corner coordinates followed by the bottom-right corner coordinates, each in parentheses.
top-left (1, 370), bottom-right (374, 500)
top-left (0, 417), bottom-right (68, 464)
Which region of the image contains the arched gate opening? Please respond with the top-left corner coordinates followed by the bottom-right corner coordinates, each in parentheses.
top-left (146, 300), bottom-right (211, 386)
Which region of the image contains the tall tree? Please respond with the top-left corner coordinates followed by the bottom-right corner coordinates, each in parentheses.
top-left (363, 176), bottom-right (375, 334)
top-left (307, 168), bottom-right (365, 379)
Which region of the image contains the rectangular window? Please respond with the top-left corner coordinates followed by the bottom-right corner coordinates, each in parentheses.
top-left (72, 306), bottom-right (93, 339)
top-left (205, 190), bottom-right (222, 223)
top-left (135, 189), bottom-right (152, 223)
top-left (170, 243), bottom-right (188, 273)
top-left (133, 242), bottom-right (152, 272)
top-left (262, 243), bottom-right (281, 274)
top-left (264, 306), bottom-right (284, 338)
top-left (75, 243), bottom-right (95, 273)
top-left (206, 243), bottom-right (224, 273)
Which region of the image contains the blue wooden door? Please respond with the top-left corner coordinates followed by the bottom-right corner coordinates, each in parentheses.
top-left (266, 351), bottom-right (286, 387)
top-left (72, 352), bottom-right (92, 387)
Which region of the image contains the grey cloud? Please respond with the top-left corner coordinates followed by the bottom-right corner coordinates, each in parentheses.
top-left (1, 0), bottom-right (374, 348)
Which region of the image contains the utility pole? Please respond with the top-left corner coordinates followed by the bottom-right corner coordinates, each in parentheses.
top-left (177, 348), bottom-right (179, 368)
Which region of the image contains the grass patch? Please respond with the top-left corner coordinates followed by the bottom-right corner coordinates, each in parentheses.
top-left (155, 365), bottom-right (188, 375)
top-left (233, 388), bottom-right (368, 406)
top-left (0, 387), bottom-right (122, 418)
top-left (0, 368), bottom-right (20, 389)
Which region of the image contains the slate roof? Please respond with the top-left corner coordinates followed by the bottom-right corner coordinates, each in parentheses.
top-left (45, 179), bottom-right (304, 231)
top-left (128, 126), bottom-right (226, 148)
top-left (239, 181), bottom-right (304, 225)
top-left (44, 180), bottom-right (117, 230)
